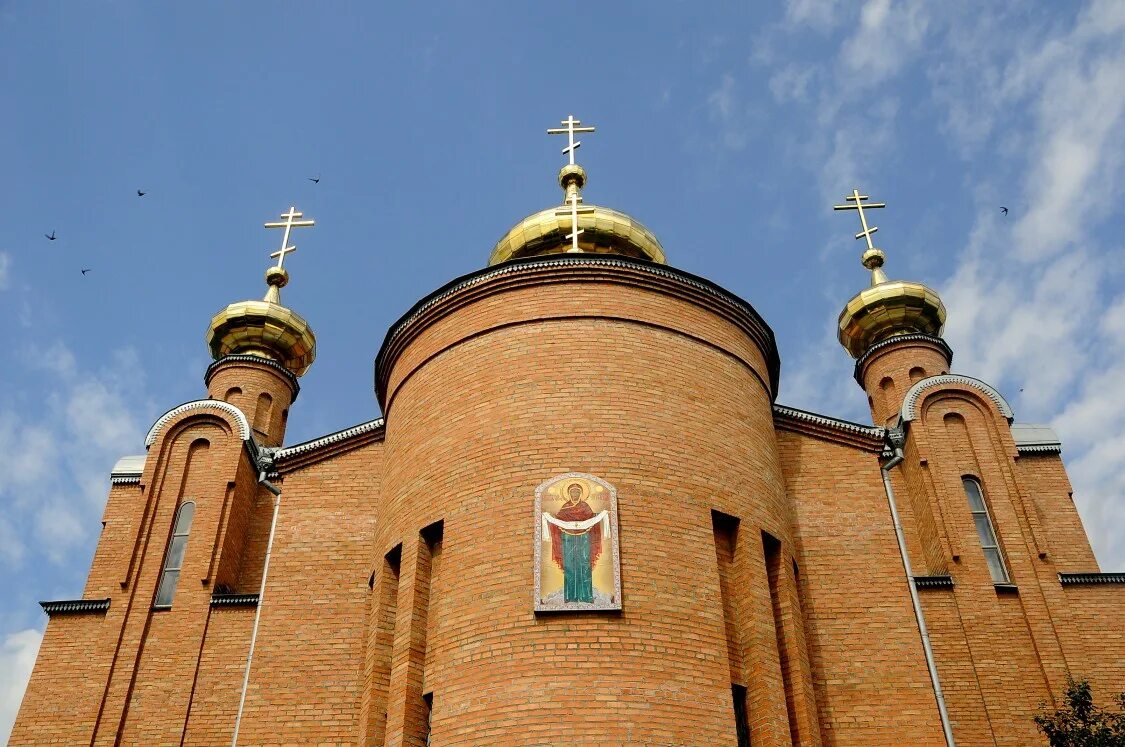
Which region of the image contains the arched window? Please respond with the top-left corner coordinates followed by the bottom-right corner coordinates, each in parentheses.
top-left (155, 501), bottom-right (195, 607)
top-left (962, 477), bottom-right (1008, 584)
top-left (253, 392), bottom-right (273, 434)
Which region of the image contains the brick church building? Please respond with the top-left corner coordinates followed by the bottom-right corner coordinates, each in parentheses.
top-left (11, 119), bottom-right (1124, 745)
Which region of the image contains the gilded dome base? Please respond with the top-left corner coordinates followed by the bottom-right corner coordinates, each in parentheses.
top-left (207, 300), bottom-right (316, 377)
top-left (838, 280), bottom-right (946, 359)
top-left (489, 204), bottom-right (666, 266)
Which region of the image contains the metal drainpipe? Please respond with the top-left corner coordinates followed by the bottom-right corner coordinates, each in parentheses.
top-left (881, 445), bottom-right (956, 747)
top-left (231, 471), bottom-right (282, 747)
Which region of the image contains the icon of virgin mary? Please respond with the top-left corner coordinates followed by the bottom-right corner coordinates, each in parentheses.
top-left (543, 480), bottom-right (609, 603)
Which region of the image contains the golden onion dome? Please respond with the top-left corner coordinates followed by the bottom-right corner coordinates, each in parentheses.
top-left (489, 164), bottom-right (666, 266)
top-left (838, 248), bottom-right (946, 359)
top-left (206, 265), bottom-right (316, 377)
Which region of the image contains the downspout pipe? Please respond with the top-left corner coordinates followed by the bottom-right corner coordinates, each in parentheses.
top-left (232, 468), bottom-right (282, 747)
top-left (880, 436), bottom-right (956, 747)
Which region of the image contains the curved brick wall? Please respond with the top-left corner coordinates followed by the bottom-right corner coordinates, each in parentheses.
top-left (205, 356), bottom-right (298, 447)
top-left (856, 334), bottom-right (952, 426)
top-left (373, 257), bottom-right (799, 746)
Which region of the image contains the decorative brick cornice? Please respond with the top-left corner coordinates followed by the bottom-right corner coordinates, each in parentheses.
top-left (1058, 572), bottom-right (1125, 586)
top-left (276, 418), bottom-right (385, 460)
top-left (374, 255), bottom-right (780, 408)
top-left (1016, 443), bottom-right (1062, 454)
top-left (210, 593), bottom-right (260, 607)
top-left (145, 399), bottom-right (252, 448)
top-left (273, 417), bottom-right (386, 473)
top-left (110, 475), bottom-right (141, 485)
top-left (900, 374), bottom-right (1014, 424)
top-left (772, 404), bottom-right (885, 452)
top-left (854, 333), bottom-right (953, 385)
top-left (205, 354), bottom-right (300, 400)
top-left (913, 575), bottom-right (954, 589)
top-left (40, 598), bottom-right (110, 615)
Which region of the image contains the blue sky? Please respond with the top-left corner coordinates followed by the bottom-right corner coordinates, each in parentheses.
top-left (2, 1), bottom-right (1123, 738)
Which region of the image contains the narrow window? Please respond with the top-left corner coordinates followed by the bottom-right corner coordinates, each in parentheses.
top-left (422, 691), bottom-right (433, 746)
top-left (732, 684), bottom-right (750, 747)
top-left (155, 501), bottom-right (195, 607)
top-left (962, 477), bottom-right (1009, 584)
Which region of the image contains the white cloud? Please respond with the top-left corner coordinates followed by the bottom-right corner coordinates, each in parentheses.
top-left (0, 628), bottom-right (42, 745)
top-left (934, 1), bottom-right (1125, 568)
top-left (768, 64), bottom-right (817, 104)
top-left (840, 0), bottom-right (930, 84)
top-left (707, 73), bottom-right (753, 151)
top-left (752, 1), bottom-right (1125, 570)
top-left (0, 252), bottom-right (10, 290)
top-left (784, 0), bottom-right (842, 32)
top-left (0, 342), bottom-right (150, 566)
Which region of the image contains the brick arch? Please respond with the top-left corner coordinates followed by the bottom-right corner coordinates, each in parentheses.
top-left (900, 374), bottom-right (1014, 424)
top-left (145, 399), bottom-right (252, 447)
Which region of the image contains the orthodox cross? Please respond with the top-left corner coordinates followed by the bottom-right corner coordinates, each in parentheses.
top-left (548, 115), bottom-right (597, 252)
top-left (563, 191), bottom-right (596, 253)
top-left (264, 206), bottom-right (315, 269)
top-left (833, 188), bottom-right (885, 250)
top-left (547, 114), bottom-right (596, 165)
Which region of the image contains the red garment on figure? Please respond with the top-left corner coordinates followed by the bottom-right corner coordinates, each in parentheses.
top-left (548, 500), bottom-right (603, 570)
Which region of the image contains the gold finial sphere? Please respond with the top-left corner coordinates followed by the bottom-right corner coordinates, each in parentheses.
top-left (558, 163), bottom-right (587, 190)
top-left (265, 266), bottom-right (290, 289)
top-left (862, 248), bottom-right (886, 270)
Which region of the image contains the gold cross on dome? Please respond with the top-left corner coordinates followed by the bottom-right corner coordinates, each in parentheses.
top-left (264, 206), bottom-right (315, 268)
top-left (547, 114), bottom-right (596, 166)
top-left (833, 188), bottom-right (886, 251)
top-left (563, 191), bottom-right (596, 252)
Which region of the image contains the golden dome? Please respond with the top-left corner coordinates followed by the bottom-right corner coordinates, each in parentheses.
top-left (488, 164), bottom-right (666, 266)
top-left (206, 265), bottom-right (317, 377)
top-left (837, 248), bottom-right (946, 358)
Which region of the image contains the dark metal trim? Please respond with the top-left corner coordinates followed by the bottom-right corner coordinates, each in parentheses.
top-left (210, 593), bottom-right (260, 607)
top-left (913, 575), bottom-right (954, 589)
top-left (373, 254), bottom-right (780, 406)
top-left (40, 598), bottom-right (110, 615)
top-left (1058, 572), bottom-right (1125, 586)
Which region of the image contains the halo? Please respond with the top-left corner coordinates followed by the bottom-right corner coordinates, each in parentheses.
top-left (559, 479), bottom-right (590, 503)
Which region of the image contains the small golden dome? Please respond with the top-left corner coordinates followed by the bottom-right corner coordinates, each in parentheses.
top-left (837, 247), bottom-right (946, 358)
top-left (206, 265), bottom-right (316, 377)
top-left (488, 165), bottom-right (666, 266)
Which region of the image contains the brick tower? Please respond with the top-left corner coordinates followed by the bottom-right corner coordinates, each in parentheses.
top-left (11, 128), bottom-right (1124, 747)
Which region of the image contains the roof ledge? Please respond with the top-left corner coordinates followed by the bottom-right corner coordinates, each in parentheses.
top-left (1011, 423), bottom-right (1062, 454)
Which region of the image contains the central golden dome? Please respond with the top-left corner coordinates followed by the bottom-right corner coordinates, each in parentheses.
top-left (489, 164), bottom-right (666, 266)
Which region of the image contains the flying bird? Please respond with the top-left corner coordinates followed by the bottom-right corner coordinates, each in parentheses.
top-left (308, 176), bottom-right (320, 184)
top-left (45, 230), bottom-right (57, 240)
top-left (1000, 206), bottom-right (1009, 215)
top-left (81, 268), bottom-right (91, 275)
top-left (137, 189), bottom-right (146, 197)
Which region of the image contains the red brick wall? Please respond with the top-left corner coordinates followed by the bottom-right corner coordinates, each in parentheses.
top-left (777, 429), bottom-right (948, 746)
top-left (225, 439), bottom-right (381, 745)
top-left (858, 337), bottom-right (951, 426)
top-left (207, 358), bottom-right (296, 447)
top-left (374, 268), bottom-right (800, 746)
top-left (13, 264), bottom-right (1125, 746)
